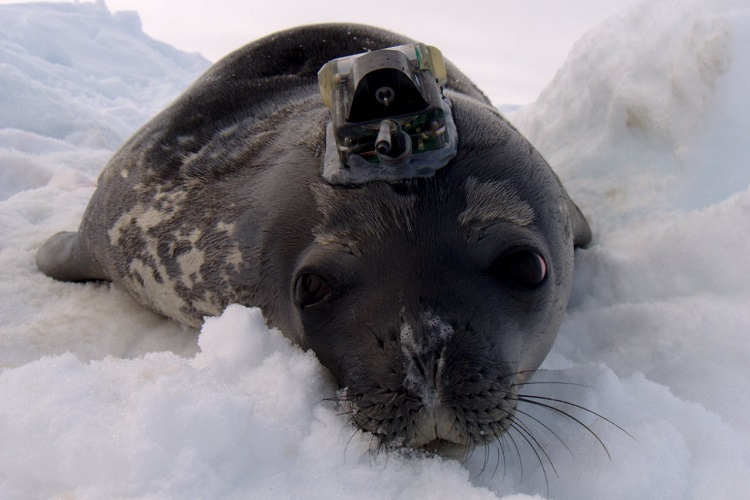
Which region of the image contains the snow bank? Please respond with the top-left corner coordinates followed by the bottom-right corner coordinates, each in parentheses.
top-left (1, 0), bottom-right (749, 498)
top-left (0, 305), bottom-right (499, 499)
top-left (0, 1), bottom-right (207, 151)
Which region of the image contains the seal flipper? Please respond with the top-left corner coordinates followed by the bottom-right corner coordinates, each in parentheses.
top-left (36, 231), bottom-right (109, 282)
top-left (567, 198), bottom-right (592, 248)
top-left (548, 170), bottom-right (592, 248)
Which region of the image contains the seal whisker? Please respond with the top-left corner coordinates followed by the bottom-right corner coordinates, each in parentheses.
top-left (515, 397), bottom-right (612, 459)
top-left (489, 438), bottom-right (501, 478)
top-left (323, 395), bottom-right (352, 403)
top-left (499, 369), bottom-right (540, 382)
top-left (450, 417), bottom-right (475, 465)
top-left (508, 421), bottom-right (551, 498)
top-left (314, 391), bottom-right (355, 413)
top-left (496, 433), bottom-right (509, 482)
top-left (368, 432), bottom-right (382, 464)
top-left (514, 407), bottom-right (574, 458)
top-left (344, 425), bottom-right (364, 458)
top-left (503, 424), bottom-right (525, 483)
top-left (517, 394), bottom-right (635, 441)
top-left (513, 381), bottom-right (593, 389)
top-left (478, 439), bottom-right (491, 478)
top-left (508, 414), bottom-right (558, 479)
top-left (460, 438), bottom-right (476, 465)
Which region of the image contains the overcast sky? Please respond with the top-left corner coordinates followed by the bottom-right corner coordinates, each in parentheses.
top-left (2, 0), bottom-right (641, 104)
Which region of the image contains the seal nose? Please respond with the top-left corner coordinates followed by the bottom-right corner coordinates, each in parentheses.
top-left (399, 313), bottom-right (473, 447)
top-left (399, 313), bottom-right (454, 409)
top-left (408, 351), bottom-right (441, 388)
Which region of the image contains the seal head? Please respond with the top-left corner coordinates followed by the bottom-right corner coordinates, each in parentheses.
top-left (293, 89), bottom-right (587, 448)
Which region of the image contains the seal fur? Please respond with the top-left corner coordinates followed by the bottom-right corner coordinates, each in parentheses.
top-left (37, 24), bottom-right (592, 450)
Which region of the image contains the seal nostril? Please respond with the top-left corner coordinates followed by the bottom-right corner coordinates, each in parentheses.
top-left (412, 354), bottom-right (427, 379)
top-left (408, 353), bottom-right (443, 388)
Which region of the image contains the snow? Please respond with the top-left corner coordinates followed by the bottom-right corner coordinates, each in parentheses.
top-left (1, 0), bottom-right (749, 498)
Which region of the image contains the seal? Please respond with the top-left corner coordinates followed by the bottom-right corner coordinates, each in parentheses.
top-left (36, 24), bottom-right (592, 451)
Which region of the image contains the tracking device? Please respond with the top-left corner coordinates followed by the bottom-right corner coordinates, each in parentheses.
top-left (318, 43), bottom-right (458, 184)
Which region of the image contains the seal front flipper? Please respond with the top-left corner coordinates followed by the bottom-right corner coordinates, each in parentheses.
top-left (36, 231), bottom-right (109, 282)
top-left (549, 170), bottom-right (592, 248)
top-left (567, 196), bottom-right (592, 248)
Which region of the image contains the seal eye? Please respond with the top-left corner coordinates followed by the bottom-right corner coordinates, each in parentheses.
top-left (295, 273), bottom-right (333, 308)
top-left (491, 250), bottom-right (547, 289)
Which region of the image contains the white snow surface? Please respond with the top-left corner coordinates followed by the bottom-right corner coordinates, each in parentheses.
top-left (1, 1), bottom-right (749, 498)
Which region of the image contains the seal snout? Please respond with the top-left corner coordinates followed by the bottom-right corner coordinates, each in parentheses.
top-left (399, 315), bottom-right (463, 447)
top-left (345, 313), bottom-right (518, 451)
top-left (399, 314), bottom-right (453, 411)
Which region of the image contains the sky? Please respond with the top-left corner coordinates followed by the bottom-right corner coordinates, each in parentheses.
top-left (0, 0), bottom-right (641, 104)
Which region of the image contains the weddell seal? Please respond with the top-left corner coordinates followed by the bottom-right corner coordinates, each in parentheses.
top-left (37, 24), bottom-right (592, 452)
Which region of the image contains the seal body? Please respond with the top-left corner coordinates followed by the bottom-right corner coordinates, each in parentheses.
top-left (37, 24), bottom-right (591, 450)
